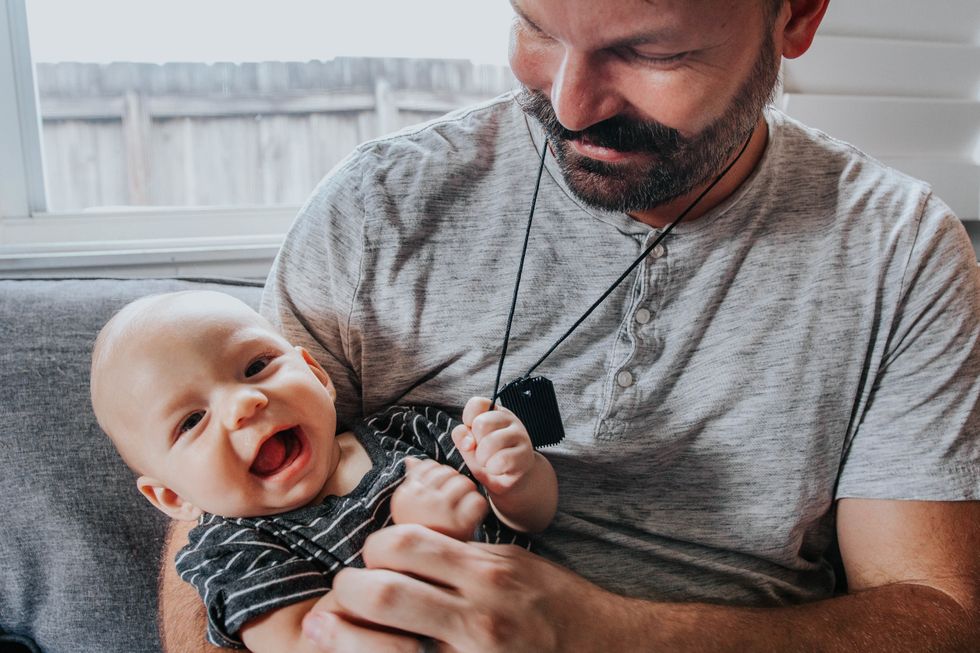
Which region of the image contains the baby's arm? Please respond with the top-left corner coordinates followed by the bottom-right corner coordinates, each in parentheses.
top-left (239, 596), bottom-right (324, 653)
top-left (176, 516), bottom-right (337, 653)
top-left (451, 397), bottom-right (558, 533)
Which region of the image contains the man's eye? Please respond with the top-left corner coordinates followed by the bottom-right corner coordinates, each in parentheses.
top-left (178, 411), bottom-right (204, 435)
top-left (620, 48), bottom-right (688, 65)
top-left (245, 356), bottom-right (271, 377)
top-left (517, 15), bottom-right (550, 40)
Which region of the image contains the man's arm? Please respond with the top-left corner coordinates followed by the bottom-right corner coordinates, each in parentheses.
top-left (159, 520), bottom-right (223, 653)
top-left (302, 499), bottom-right (980, 652)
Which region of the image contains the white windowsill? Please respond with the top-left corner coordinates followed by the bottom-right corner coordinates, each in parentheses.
top-left (0, 204), bottom-right (299, 277)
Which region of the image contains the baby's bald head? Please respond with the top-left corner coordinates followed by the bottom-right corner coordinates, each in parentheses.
top-left (90, 291), bottom-right (282, 469)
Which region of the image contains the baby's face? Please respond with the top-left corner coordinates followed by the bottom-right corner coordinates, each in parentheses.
top-left (96, 293), bottom-right (339, 519)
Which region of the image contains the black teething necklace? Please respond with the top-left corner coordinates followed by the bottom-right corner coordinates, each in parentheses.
top-left (492, 128), bottom-right (756, 448)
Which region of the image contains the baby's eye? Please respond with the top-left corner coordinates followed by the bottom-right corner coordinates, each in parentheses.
top-left (245, 356), bottom-right (272, 378)
top-left (178, 411), bottom-right (204, 435)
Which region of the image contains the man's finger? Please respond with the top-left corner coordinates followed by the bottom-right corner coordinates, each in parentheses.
top-left (361, 524), bottom-right (521, 589)
top-left (301, 609), bottom-right (423, 653)
top-left (330, 566), bottom-right (464, 642)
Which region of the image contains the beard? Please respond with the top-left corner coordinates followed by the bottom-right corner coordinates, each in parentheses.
top-left (515, 34), bottom-right (780, 213)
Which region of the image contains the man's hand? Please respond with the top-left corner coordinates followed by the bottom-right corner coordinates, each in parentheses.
top-left (451, 397), bottom-right (536, 496)
top-left (300, 524), bottom-right (624, 653)
top-left (390, 457), bottom-right (489, 540)
top-left (297, 499), bottom-right (980, 652)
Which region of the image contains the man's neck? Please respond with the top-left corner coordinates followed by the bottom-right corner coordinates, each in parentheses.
top-left (629, 115), bottom-right (769, 229)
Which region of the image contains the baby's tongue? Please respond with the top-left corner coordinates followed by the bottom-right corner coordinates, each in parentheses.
top-left (251, 432), bottom-right (288, 476)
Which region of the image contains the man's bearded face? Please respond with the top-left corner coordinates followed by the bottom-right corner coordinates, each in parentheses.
top-left (515, 32), bottom-right (780, 214)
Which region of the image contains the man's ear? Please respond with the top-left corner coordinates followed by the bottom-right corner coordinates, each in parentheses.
top-left (137, 476), bottom-right (203, 521)
top-left (777, 0), bottom-right (830, 59)
top-left (297, 346), bottom-right (336, 402)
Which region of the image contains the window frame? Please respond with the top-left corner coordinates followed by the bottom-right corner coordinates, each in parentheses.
top-left (1, 0), bottom-right (45, 220)
top-left (0, 0), bottom-right (298, 278)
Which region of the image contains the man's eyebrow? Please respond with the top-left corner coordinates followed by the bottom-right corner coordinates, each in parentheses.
top-left (607, 29), bottom-right (682, 49)
top-left (509, 0), bottom-right (681, 49)
top-left (509, 1), bottom-right (542, 33)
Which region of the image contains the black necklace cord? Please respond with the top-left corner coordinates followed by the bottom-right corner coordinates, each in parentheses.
top-left (490, 127), bottom-right (757, 405)
top-left (490, 137), bottom-right (550, 410)
top-left (517, 127), bottom-right (756, 381)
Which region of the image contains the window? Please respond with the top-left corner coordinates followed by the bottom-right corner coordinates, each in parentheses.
top-left (0, 0), bottom-right (516, 277)
top-left (2, 0), bottom-right (978, 277)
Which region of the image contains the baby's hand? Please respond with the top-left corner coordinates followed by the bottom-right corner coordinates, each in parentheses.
top-left (451, 397), bottom-right (536, 497)
top-left (390, 457), bottom-right (489, 541)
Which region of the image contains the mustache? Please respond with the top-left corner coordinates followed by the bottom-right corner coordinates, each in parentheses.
top-left (515, 87), bottom-right (682, 155)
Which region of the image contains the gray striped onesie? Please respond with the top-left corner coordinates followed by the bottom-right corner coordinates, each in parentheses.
top-left (176, 405), bottom-right (528, 648)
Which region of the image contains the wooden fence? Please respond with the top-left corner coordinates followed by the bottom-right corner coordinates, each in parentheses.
top-left (35, 59), bottom-right (517, 211)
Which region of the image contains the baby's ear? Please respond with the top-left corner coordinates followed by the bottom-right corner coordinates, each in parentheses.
top-left (137, 477), bottom-right (202, 521)
top-left (297, 347), bottom-right (336, 401)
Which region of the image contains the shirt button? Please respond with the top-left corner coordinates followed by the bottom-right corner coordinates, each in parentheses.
top-left (651, 243), bottom-right (666, 259)
top-left (616, 370), bottom-right (634, 388)
top-left (634, 308), bottom-right (652, 324)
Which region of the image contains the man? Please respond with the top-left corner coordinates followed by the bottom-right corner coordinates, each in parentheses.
top-left (161, 0), bottom-right (980, 650)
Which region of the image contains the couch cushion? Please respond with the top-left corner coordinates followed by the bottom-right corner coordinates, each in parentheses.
top-left (0, 277), bottom-right (263, 653)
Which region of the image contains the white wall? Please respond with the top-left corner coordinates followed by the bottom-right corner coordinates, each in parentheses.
top-left (780, 0), bottom-right (980, 254)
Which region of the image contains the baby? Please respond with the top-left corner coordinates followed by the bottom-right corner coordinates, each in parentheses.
top-left (90, 290), bottom-right (558, 651)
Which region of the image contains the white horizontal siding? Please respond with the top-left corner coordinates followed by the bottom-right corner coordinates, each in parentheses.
top-left (780, 95), bottom-right (979, 160)
top-left (879, 157), bottom-right (980, 220)
top-left (781, 1), bottom-right (980, 221)
top-left (817, 0), bottom-right (980, 44)
top-left (783, 36), bottom-right (979, 99)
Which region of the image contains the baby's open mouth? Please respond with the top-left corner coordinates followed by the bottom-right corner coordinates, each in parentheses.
top-left (250, 428), bottom-right (302, 477)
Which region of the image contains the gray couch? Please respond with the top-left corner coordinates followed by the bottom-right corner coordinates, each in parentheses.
top-left (0, 277), bottom-right (263, 653)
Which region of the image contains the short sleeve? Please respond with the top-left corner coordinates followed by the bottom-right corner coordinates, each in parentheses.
top-left (176, 515), bottom-right (332, 648)
top-left (360, 406), bottom-right (460, 465)
top-left (260, 151), bottom-right (369, 429)
top-left (837, 196), bottom-right (980, 500)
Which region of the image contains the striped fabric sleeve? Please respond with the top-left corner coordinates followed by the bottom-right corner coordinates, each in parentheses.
top-left (176, 514), bottom-right (332, 649)
top-left (366, 405), bottom-right (467, 467)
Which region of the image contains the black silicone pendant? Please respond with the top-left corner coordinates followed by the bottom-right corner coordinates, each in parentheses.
top-left (498, 376), bottom-right (565, 448)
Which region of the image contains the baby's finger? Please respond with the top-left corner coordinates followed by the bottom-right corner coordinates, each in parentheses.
top-left (456, 490), bottom-right (489, 532)
top-left (461, 396), bottom-right (493, 427)
top-left (422, 461), bottom-right (464, 488)
top-left (403, 456), bottom-right (438, 478)
top-left (441, 472), bottom-right (480, 504)
top-left (473, 429), bottom-right (530, 468)
top-left (486, 448), bottom-right (536, 478)
top-left (403, 456), bottom-right (424, 471)
top-left (451, 423), bottom-right (476, 453)
top-left (403, 458), bottom-right (458, 490)
top-left (470, 410), bottom-right (520, 441)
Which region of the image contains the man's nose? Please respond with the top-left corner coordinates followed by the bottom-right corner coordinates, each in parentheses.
top-left (550, 51), bottom-right (623, 132)
top-left (221, 386), bottom-right (268, 431)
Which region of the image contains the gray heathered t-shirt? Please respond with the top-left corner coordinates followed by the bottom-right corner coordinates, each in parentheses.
top-left (261, 93), bottom-right (980, 607)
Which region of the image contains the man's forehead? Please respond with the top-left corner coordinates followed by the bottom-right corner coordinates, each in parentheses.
top-left (511, 0), bottom-right (730, 47)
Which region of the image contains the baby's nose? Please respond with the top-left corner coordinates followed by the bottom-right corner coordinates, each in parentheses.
top-left (223, 387), bottom-right (268, 430)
